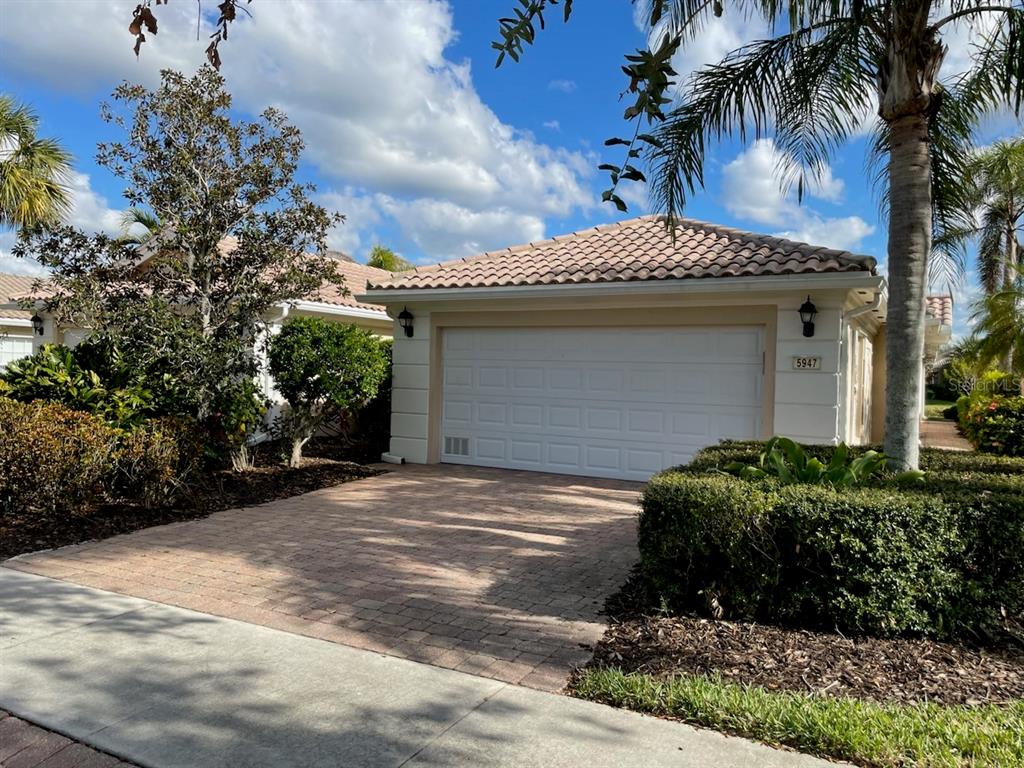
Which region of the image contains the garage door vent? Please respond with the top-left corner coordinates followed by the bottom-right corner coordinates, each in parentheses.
top-left (444, 436), bottom-right (470, 456)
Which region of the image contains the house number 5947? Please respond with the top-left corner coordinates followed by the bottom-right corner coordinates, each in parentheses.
top-left (792, 355), bottom-right (822, 370)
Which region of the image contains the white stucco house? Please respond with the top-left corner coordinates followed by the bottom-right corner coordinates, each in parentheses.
top-left (361, 216), bottom-right (953, 481)
top-left (0, 256), bottom-right (395, 384)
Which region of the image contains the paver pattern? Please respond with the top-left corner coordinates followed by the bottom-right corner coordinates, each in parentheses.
top-left (920, 419), bottom-right (972, 451)
top-left (6, 465), bottom-right (641, 691)
top-left (0, 712), bottom-right (134, 768)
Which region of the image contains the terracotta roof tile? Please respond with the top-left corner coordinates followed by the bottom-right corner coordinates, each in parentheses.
top-left (926, 294), bottom-right (953, 326)
top-left (0, 273), bottom-right (38, 320)
top-left (368, 215), bottom-right (876, 291)
top-left (306, 259), bottom-right (392, 314)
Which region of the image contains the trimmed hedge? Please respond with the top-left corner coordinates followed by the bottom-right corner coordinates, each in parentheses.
top-left (640, 442), bottom-right (1024, 639)
top-left (0, 398), bottom-right (201, 516)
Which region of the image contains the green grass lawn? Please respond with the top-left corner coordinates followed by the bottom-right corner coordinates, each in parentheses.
top-left (572, 668), bottom-right (1024, 768)
top-left (924, 399), bottom-right (957, 420)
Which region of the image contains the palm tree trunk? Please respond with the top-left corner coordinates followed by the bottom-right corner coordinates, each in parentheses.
top-left (883, 114), bottom-right (932, 471)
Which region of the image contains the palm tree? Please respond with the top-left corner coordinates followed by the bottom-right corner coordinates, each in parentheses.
top-left (0, 95), bottom-right (72, 232)
top-left (966, 139), bottom-right (1024, 294)
top-left (500, 1), bottom-right (1021, 469)
top-left (117, 206), bottom-right (161, 245)
top-left (972, 265), bottom-right (1024, 394)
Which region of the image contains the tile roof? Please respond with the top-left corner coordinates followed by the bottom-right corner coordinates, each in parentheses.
top-left (2, 256), bottom-right (392, 316)
top-left (0, 273), bottom-right (38, 321)
top-left (307, 259), bottom-right (393, 313)
top-left (926, 294), bottom-right (953, 326)
top-left (367, 215), bottom-right (877, 291)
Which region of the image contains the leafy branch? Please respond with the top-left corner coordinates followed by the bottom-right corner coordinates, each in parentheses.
top-left (130, 0), bottom-right (252, 69)
top-left (492, 0), bottom-right (573, 67)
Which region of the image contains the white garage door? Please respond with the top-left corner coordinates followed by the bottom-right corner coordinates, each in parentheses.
top-left (441, 326), bottom-right (764, 481)
top-left (0, 333), bottom-right (33, 370)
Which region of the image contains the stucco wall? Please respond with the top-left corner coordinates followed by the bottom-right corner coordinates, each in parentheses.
top-left (385, 288), bottom-right (862, 465)
top-left (773, 302), bottom-right (843, 445)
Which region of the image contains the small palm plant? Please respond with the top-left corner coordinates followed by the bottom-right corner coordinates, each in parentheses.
top-left (724, 437), bottom-right (924, 489)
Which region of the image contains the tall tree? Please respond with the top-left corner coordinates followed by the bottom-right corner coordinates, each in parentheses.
top-left (496, 1), bottom-right (1023, 470)
top-left (0, 95), bottom-right (72, 233)
top-left (967, 139), bottom-right (1024, 294)
top-left (15, 67), bottom-right (342, 428)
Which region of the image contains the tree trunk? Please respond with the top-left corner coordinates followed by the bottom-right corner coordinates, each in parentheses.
top-left (289, 435), bottom-right (308, 469)
top-left (883, 114), bottom-right (932, 471)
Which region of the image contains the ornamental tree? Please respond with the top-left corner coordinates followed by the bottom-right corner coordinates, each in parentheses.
top-left (268, 317), bottom-right (389, 467)
top-left (14, 67), bottom-right (342, 452)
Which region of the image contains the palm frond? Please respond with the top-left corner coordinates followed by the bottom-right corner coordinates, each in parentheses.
top-left (649, 19), bottom-right (874, 222)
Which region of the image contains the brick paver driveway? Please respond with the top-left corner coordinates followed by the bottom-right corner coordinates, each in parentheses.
top-left (6, 465), bottom-right (641, 691)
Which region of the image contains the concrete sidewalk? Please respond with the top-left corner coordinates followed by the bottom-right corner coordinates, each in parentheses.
top-left (0, 569), bottom-right (831, 768)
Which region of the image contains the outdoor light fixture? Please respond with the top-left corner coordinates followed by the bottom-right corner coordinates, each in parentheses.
top-left (30, 314), bottom-right (44, 336)
top-left (398, 307), bottom-right (414, 338)
top-left (798, 296), bottom-right (817, 338)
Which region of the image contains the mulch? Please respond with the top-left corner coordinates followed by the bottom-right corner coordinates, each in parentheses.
top-left (584, 574), bottom-right (1024, 706)
top-left (0, 440), bottom-right (381, 561)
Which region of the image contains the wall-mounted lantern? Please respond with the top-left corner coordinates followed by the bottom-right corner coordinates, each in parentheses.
top-left (798, 296), bottom-right (817, 338)
top-left (30, 313), bottom-right (45, 336)
top-left (398, 307), bottom-right (414, 338)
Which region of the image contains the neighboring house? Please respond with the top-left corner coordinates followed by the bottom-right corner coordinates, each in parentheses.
top-left (0, 256), bottom-right (394, 381)
top-left (0, 274), bottom-right (39, 370)
top-left (362, 215), bottom-right (952, 481)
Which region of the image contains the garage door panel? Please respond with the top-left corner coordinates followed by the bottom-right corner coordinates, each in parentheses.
top-left (442, 326), bottom-right (763, 481)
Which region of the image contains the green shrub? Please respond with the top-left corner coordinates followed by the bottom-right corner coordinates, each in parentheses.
top-left (958, 392), bottom-right (1024, 456)
top-left (0, 398), bottom-right (118, 515)
top-left (641, 442), bottom-right (1024, 639)
top-left (0, 398), bottom-right (203, 515)
top-left (639, 471), bottom-right (959, 635)
top-left (268, 318), bottom-right (389, 467)
top-left (0, 343), bottom-right (156, 428)
top-left (111, 417), bottom-right (203, 508)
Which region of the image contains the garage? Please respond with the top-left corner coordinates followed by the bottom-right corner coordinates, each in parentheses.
top-left (440, 325), bottom-right (764, 480)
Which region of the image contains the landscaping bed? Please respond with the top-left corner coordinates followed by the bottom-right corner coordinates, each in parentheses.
top-left (0, 439), bottom-right (379, 560)
top-left (584, 572), bottom-right (1024, 707)
top-left (570, 441), bottom-right (1024, 767)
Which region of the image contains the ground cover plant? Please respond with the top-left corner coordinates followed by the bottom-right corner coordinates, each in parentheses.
top-left (572, 668), bottom-right (1024, 768)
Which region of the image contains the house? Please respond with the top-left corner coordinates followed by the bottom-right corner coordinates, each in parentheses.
top-left (362, 215), bottom-right (951, 481)
top-left (0, 274), bottom-right (37, 369)
top-left (0, 256), bottom-right (394, 374)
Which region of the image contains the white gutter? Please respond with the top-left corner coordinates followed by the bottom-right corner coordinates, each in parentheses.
top-left (843, 281), bottom-right (885, 321)
top-left (360, 272), bottom-right (884, 305)
top-left (286, 300), bottom-right (390, 321)
top-left (0, 315), bottom-right (33, 328)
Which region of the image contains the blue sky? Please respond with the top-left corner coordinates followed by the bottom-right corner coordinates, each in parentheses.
top-left (1, 0), bottom-right (1019, 337)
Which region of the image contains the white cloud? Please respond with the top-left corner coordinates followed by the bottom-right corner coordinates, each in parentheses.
top-left (378, 198), bottom-right (545, 260)
top-left (318, 188), bottom-right (382, 258)
top-left (0, 230), bottom-right (48, 277)
top-left (548, 79), bottom-right (577, 93)
top-left (723, 140), bottom-right (873, 251)
top-left (66, 172), bottom-right (123, 235)
top-left (543, 120), bottom-right (561, 131)
top-left (0, 0), bottom-right (594, 260)
top-left (775, 216), bottom-right (875, 253)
